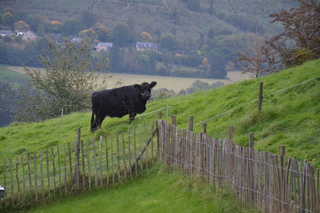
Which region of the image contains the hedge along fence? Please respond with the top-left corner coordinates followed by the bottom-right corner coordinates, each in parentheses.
top-left (158, 117), bottom-right (320, 213)
top-left (0, 121), bottom-right (158, 210)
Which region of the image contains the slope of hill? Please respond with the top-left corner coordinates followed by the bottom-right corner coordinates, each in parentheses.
top-left (1, 59), bottom-right (319, 169)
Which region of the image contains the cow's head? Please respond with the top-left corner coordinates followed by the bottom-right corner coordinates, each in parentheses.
top-left (134, 81), bottom-right (157, 100)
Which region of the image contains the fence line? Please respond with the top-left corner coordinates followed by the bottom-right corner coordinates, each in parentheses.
top-left (1, 116), bottom-right (320, 212)
top-left (101, 106), bottom-right (172, 128)
top-left (157, 118), bottom-right (319, 213)
top-left (0, 121), bottom-right (157, 210)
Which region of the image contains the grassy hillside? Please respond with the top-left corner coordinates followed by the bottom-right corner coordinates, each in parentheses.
top-left (0, 59), bottom-right (320, 169)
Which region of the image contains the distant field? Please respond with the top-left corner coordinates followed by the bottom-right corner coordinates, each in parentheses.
top-left (5, 66), bottom-right (253, 93)
top-left (0, 65), bottom-right (28, 86)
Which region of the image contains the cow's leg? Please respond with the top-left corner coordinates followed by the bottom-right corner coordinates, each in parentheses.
top-left (91, 111), bottom-right (96, 132)
top-left (91, 115), bottom-right (100, 132)
top-left (129, 112), bottom-right (137, 124)
top-left (91, 110), bottom-right (104, 132)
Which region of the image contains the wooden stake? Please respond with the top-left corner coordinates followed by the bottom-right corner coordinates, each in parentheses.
top-left (258, 82), bottom-right (263, 113)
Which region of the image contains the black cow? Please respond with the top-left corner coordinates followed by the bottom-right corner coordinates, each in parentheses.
top-left (90, 81), bottom-right (157, 132)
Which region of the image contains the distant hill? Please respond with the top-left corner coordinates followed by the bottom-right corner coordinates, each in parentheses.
top-left (0, 0), bottom-right (297, 41)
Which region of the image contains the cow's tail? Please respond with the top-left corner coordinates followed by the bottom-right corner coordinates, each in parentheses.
top-left (90, 111), bottom-right (95, 132)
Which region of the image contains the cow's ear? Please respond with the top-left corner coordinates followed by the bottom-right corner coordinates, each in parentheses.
top-left (150, 81), bottom-right (157, 88)
top-left (134, 84), bottom-right (141, 90)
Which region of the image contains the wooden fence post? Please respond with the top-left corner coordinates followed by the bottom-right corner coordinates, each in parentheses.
top-left (27, 153), bottom-right (32, 198)
top-left (99, 136), bottom-right (104, 186)
top-left (74, 128), bottom-right (81, 189)
top-left (202, 123), bottom-right (207, 134)
top-left (279, 146), bottom-right (285, 156)
top-left (188, 116), bottom-right (193, 131)
top-left (249, 132), bottom-right (254, 149)
top-left (158, 111), bottom-right (162, 120)
top-left (279, 145), bottom-right (285, 211)
top-left (258, 82), bottom-right (263, 113)
top-left (248, 132), bottom-right (255, 205)
top-left (3, 159), bottom-right (7, 202)
top-left (171, 115), bottom-right (176, 126)
top-left (15, 156), bottom-right (20, 202)
top-left (33, 152), bottom-right (38, 203)
top-left (228, 127), bottom-right (234, 139)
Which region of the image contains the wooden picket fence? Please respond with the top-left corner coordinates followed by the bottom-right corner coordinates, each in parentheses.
top-left (0, 122), bottom-right (157, 210)
top-left (157, 117), bottom-right (320, 213)
top-left (1, 116), bottom-right (319, 212)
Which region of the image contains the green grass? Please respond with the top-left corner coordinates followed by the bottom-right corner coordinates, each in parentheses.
top-left (0, 64), bottom-right (28, 87)
top-left (25, 163), bottom-right (255, 213)
top-left (1, 60), bottom-right (320, 168)
top-left (0, 60), bottom-right (319, 212)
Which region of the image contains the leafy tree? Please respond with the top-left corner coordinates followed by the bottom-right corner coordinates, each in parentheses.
top-left (92, 23), bottom-right (112, 42)
top-left (47, 21), bottom-right (62, 33)
top-left (187, 0), bottom-right (201, 12)
top-left (140, 32), bottom-right (153, 42)
top-left (17, 39), bottom-right (109, 122)
top-left (26, 15), bottom-right (44, 32)
top-left (79, 28), bottom-right (98, 44)
top-left (36, 22), bottom-right (45, 36)
top-left (137, 52), bottom-right (156, 73)
top-left (263, 0), bottom-right (320, 70)
top-left (185, 50), bottom-right (202, 67)
top-left (209, 35), bottom-right (245, 63)
top-left (80, 9), bottom-right (97, 29)
top-left (159, 33), bottom-right (176, 51)
top-left (0, 83), bottom-right (17, 127)
top-left (2, 12), bottom-right (15, 30)
top-left (207, 35), bottom-right (245, 78)
top-left (208, 0), bottom-right (216, 16)
top-left (112, 22), bottom-right (134, 47)
top-left (207, 49), bottom-right (228, 78)
top-left (61, 19), bottom-right (84, 36)
top-left (14, 20), bottom-right (30, 31)
top-left (108, 46), bottom-right (123, 72)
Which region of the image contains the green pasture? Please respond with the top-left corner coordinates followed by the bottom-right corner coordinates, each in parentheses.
top-left (1, 60), bottom-right (320, 167)
top-left (0, 60), bottom-right (319, 212)
top-left (26, 163), bottom-right (255, 213)
top-left (0, 64), bottom-right (28, 87)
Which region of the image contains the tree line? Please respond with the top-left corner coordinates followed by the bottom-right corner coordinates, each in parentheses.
top-left (0, 2), bottom-right (271, 79)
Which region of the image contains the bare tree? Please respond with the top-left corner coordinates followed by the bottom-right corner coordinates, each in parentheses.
top-left (264, 0), bottom-right (320, 69)
top-left (238, 32), bottom-right (267, 78)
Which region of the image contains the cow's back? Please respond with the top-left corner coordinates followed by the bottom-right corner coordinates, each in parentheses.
top-left (92, 85), bottom-right (143, 118)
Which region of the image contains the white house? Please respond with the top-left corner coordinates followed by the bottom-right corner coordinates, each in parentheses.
top-left (0, 30), bottom-right (13, 37)
top-left (17, 31), bottom-right (38, 41)
top-left (136, 42), bottom-right (158, 51)
top-left (95, 42), bottom-right (113, 52)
